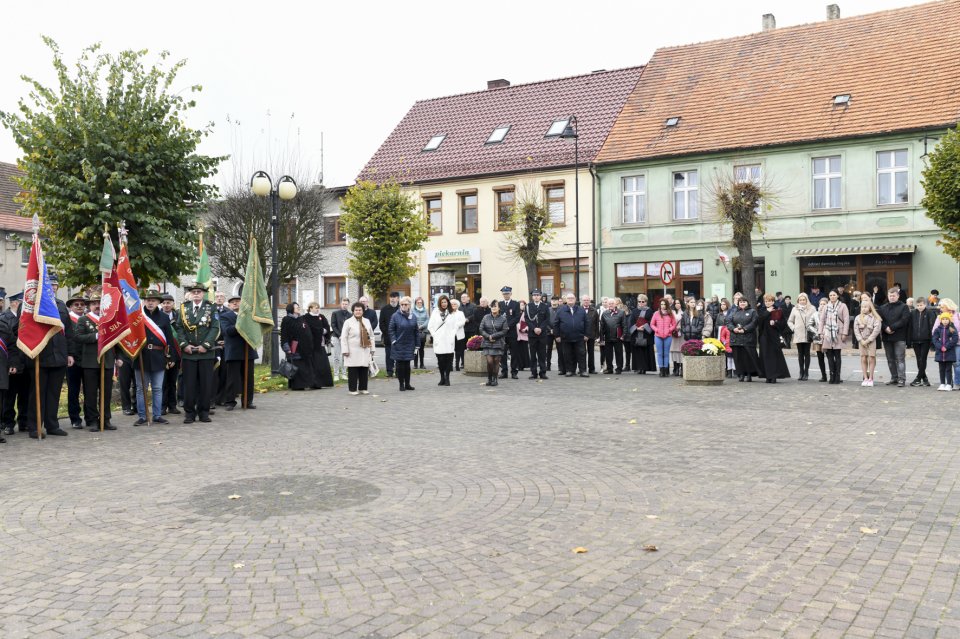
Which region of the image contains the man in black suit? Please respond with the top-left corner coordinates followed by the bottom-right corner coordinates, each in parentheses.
top-left (220, 294), bottom-right (258, 410)
top-left (378, 292), bottom-right (401, 378)
top-left (525, 289), bottom-right (550, 380)
top-left (160, 293), bottom-right (181, 415)
top-left (497, 286), bottom-right (521, 379)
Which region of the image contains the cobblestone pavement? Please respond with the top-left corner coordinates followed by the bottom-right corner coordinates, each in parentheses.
top-left (2, 352), bottom-right (959, 638)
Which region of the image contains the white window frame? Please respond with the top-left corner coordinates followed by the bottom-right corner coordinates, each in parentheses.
top-left (545, 118), bottom-right (569, 137)
top-left (812, 155), bottom-right (842, 210)
top-left (877, 149), bottom-right (908, 206)
top-left (544, 183), bottom-right (565, 225)
top-left (734, 164), bottom-right (763, 214)
top-left (621, 175), bottom-right (646, 224)
top-left (672, 170), bottom-right (699, 221)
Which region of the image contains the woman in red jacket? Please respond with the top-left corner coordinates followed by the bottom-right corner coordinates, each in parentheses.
top-left (650, 299), bottom-right (677, 377)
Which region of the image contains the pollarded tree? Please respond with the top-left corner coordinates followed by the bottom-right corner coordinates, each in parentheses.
top-left (0, 38), bottom-right (223, 287)
top-left (339, 179), bottom-right (431, 300)
top-left (501, 184), bottom-right (556, 295)
top-left (922, 124), bottom-right (960, 260)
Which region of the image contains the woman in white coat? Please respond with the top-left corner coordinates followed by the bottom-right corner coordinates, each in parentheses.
top-left (428, 295), bottom-right (466, 386)
top-left (340, 302), bottom-right (376, 395)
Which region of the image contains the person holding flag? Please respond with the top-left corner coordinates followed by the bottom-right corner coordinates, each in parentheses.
top-left (96, 227), bottom-right (132, 432)
top-left (134, 290), bottom-right (175, 426)
top-left (231, 237), bottom-right (274, 410)
top-left (17, 216), bottom-right (74, 439)
top-left (174, 282), bottom-right (220, 424)
top-left (73, 293), bottom-right (117, 431)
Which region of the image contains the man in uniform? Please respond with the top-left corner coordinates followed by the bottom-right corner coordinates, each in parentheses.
top-left (65, 294), bottom-right (87, 428)
top-left (220, 294), bottom-right (257, 410)
top-left (497, 286), bottom-right (521, 379)
top-left (329, 298), bottom-right (351, 381)
top-left (213, 291), bottom-right (228, 405)
top-left (134, 290), bottom-right (175, 426)
top-left (379, 292), bottom-right (401, 378)
top-left (525, 289), bottom-right (550, 380)
top-left (160, 293), bottom-right (181, 414)
top-left (25, 274), bottom-right (75, 438)
top-left (173, 283), bottom-right (220, 424)
top-left (1, 293), bottom-right (27, 435)
top-left (73, 294), bottom-right (117, 431)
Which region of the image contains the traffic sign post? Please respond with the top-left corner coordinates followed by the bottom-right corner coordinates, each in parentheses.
top-left (659, 262), bottom-right (675, 296)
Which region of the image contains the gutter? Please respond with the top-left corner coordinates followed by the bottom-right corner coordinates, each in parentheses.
top-left (589, 163), bottom-right (599, 299)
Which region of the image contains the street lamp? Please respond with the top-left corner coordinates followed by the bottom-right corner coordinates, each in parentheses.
top-left (559, 115), bottom-right (580, 299)
top-left (250, 170), bottom-right (298, 374)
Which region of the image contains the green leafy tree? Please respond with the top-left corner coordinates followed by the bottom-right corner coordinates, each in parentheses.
top-left (501, 184), bottom-right (555, 295)
top-left (922, 124), bottom-right (960, 260)
top-left (0, 38), bottom-right (223, 286)
top-left (339, 179), bottom-right (430, 300)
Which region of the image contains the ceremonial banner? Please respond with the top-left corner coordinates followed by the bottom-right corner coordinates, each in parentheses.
top-left (17, 237), bottom-right (63, 358)
top-left (197, 233), bottom-right (214, 302)
top-left (236, 236), bottom-right (274, 349)
top-left (117, 242), bottom-right (146, 358)
top-left (98, 233), bottom-right (131, 361)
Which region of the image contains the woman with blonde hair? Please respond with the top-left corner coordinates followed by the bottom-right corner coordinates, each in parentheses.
top-left (853, 299), bottom-right (883, 386)
top-left (788, 292), bottom-right (817, 381)
top-left (388, 296), bottom-right (419, 391)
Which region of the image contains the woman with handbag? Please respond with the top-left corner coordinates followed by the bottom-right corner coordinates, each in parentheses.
top-left (412, 297), bottom-right (429, 369)
top-left (280, 303), bottom-right (315, 391)
top-left (729, 297), bottom-right (763, 382)
top-left (479, 300), bottom-right (509, 386)
top-left (388, 296), bottom-right (419, 391)
top-left (304, 301), bottom-right (334, 388)
top-left (428, 295), bottom-right (466, 386)
top-left (787, 293), bottom-right (817, 381)
top-left (756, 293), bottom-right (791, 383)
top-left (819, 290), bottom-right (850, 384)
top-left (629, 295), bottom-right (656, 374)
top-left (340, 302), bottom-right (376, 395)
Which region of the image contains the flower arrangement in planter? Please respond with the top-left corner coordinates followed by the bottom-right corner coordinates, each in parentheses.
top-left (466, 335), bottom-right (484, 351)
top-left (463, 336), bottom-right (486, 376)
top-left (680, 338), bottom-right (726, 356)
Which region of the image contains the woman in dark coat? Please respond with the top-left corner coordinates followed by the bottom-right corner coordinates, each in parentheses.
top-left (629, 295), bottom-right (656, 374)
top-left (756, 293), bottom-right (791, 383)
top-left (728, 297), bottom-right (764, 382)
top-left (479, 301), bottom-right (509, 387)
top-left (304, 301), bottom-right (334, 388)
top-left (280, 303), bottom-right (315, 390)
top-left (388, 296), bottom-right (419, 391)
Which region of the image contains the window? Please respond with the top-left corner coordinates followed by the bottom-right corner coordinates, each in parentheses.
top-left (424, 197), bottom-right (442, 234)
top-left (423, 134), bottom-right (445, 151)
top-left (324, 277), bottom-right (346, 308)
top-left (459, 192), bottom-right (478, 232)
top-left (324, 216), bottom-right (346, 244)
top-left (545, 184), bottom-right (565, 225)
top-left (665, 117), bottom-right (680, 127)
top-left (813, 156), bottom-right (842, 209)
top-left (735, 164), bottom-right (763, 214)
top-left (673, 170), bottom-right (698, 220)
top-left (277, 279), bottom-right (297, 309)
top-left (621, 176), bottom-right (646, 224)
top-left (20, 242), bottom-right (30, 265)
top-left (486, 125), bottom-right (510, 144)
top-left (877, 150), bottom-right (908, 205)
top-left (495, 189), bottom-right (515, 229)
top-left (545, 118), bottom-right (569, 137)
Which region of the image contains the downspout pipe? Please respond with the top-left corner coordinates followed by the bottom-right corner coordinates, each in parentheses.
top-left (589, 163), bottom-right (599, 299)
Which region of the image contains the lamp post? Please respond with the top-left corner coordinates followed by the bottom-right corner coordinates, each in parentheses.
top-left (250, 170), bottom-right (298, 374)
top-left (559, 116), bottom-right (580, 299)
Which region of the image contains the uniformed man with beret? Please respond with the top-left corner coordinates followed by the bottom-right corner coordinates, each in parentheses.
top-left (173, 283), bottom-right (220, 424)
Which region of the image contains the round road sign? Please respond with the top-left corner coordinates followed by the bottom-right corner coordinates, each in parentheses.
top-left (659, 261), bottom-right (675, 286)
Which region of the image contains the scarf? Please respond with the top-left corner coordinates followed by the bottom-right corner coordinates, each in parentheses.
top-left (358, 318), bottom-right (372, 349)
top-left (412, 305), bottom-right (428, 328)
top-left (825, 301), bottom-right (841, 341)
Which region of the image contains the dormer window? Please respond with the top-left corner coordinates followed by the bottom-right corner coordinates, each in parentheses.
top-left (833, 94), bottom-right (851, 105)
top-left (665, 117), bottom-right (680, 127)
top-left (545, 118), bottom-right (569, 137)
top-left (486, 125), bottom-right (511, 144)
top-left (423, 134), bottom-right (446, 151)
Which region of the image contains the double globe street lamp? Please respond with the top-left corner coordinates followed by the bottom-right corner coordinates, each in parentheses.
top-left (558, 115), bottom-right (581, 299)
top-left (250, 171), bottom-right (298, 373)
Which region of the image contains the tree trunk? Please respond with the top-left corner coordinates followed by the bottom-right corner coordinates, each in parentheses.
top-left (524, 260), bottom-right (538, 298)
top-left (736, 231), bottom-right (757, 307)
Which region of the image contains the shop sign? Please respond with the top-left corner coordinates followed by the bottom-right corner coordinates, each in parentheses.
top-left (799, 256), bottom-right (856, 269)
top-left (861, 254), bottom-right (912, 267)
top-left (426, 248), bottom-right (480, 264)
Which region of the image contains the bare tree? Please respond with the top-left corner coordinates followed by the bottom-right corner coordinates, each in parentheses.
top-left (501, 183), bottom-right (556, 295)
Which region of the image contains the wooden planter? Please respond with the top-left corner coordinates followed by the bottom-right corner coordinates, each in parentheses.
top-left (463, 349), bottom-right (486, 376)
top-left (682, 355), bottom-right (725, 385)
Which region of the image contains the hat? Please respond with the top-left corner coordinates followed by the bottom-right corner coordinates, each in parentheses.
top-left (939, 312), bottom-right (953, 322)
top-left (48, 272), bottom-right (58, 285)
top-left (161, 293), bottom-right (175, 302)
top-left (0, 287), bottom-right (5, 300)
top-left (66, 294), bottom-right (87, 305)
top-left (8, 291), bottom-right (23, 302)
top-left (389, 291), bottom-right (400, 298)
top-left (228, 294), bottom-right (241, 302)
top-left (87, 293), bottom-right (101, 303)
top-left (531, 289), bottom-right (542, 296)
top-left (500, 286), bottom-right (512, 293)
top-left (143, 289), bottom-right (164, 301)
top-left (184, 282), bottom-right (208, 292)
top-left (931, 289), bottom-right (940, 296)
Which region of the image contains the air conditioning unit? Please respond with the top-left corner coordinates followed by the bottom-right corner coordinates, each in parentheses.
top-left (467, 263), bottom-right (481, 275)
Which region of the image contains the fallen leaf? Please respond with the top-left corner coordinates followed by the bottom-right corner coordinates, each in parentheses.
top-left (806, 422), bottom-right (813, 425)
top-left (233, 562), bottom-right (244, 569)
top-left (865, 431), bottom-right (877, 436)
top-left (279, 491), bottom-right (292, 496)
top-left (228, 494), bottom-right (241, 500)
top-left (631, 388), bottom-right (638, 392)
top-left (860, 527), bottom-right (878, 535)
top-left (372, 394), bottom-right (379, 398)
top-left (642, 545), bottom-right (658, 552)
top-left (572, 547), bottom-right (588, 554)
top-left (646, 515), bottom-right (659, 520)
top-left (628, 419), bottom-right (637, 424)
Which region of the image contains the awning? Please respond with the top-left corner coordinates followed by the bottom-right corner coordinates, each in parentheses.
top-left (793, 244), bottom-right (916, 257)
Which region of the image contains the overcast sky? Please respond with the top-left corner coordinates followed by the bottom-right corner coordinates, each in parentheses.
top-left (0, 0), bottom-right (920, 190)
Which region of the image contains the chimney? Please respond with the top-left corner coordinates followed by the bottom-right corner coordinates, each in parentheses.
top-left (826, 4), bottom-right (840, 20)
top-left (487, 79), bottom-right (510, 90)
top-left (762, 13), bottom-right (776, 31)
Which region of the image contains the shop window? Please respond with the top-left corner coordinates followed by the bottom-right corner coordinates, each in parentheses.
top-left (324, 277), bottom-right (346, 308)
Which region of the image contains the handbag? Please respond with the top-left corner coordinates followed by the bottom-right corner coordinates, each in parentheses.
top-left (368, 360), bottom-right (380, 377)
top-left (634, 329), bottom-right (648, 348)
top-left (278, 358), bottom-right (299, 380)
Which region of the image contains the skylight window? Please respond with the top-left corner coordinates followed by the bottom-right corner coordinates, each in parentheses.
top-left (423, 134), bottom-right (446, 151)
top-left (833, 94), bottom-right (851, 105)
top-left (665, 116), bottom-right (681, 127)
top-left (545, 118), bottom-right (569, 137)
top-left (486, 125), bottom-right (511, 144)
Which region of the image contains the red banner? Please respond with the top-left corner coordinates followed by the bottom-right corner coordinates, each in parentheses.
top-left (16, 237), bottom-right (63, 359)
top-left (117, 243), bottom-right (146, 358)
top-left (98, 268), bottom-right (131, 361)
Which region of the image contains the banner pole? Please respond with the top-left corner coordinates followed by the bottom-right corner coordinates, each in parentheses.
top-left (34, 361), bottom-right (42, 441)
top-left (243, 342), bottom-right (249, 409)
top-left (139, 356), bottom-right (150, 425)
top-left (99, 359), bottom-right (105, 432)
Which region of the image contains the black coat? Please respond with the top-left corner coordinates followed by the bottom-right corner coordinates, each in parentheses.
top-left (498, 299), bottom-right (521, 330)
top-left (74, 314), bottom-right (115, 369)
top-left (524, 300), bottom-right (551, 339)
top-left (554, 304), bottom-right (587, 342)
top-left (583, 306), bottom-right (600, 340)
top-left (461, 302), bottom-right (479, 336)
top-left (139, 307), bottom-right (175, 371)
top-left (221, 310), bottom-right (257, 362)
top-left (304, 313), bottom-right (332, 349)
top-left (878, 300), bottom-right (910, 342)
top-left (0, 309), bottom-right (17, 389)
top-left (379, 303), bottom-right (399, 342)
top-left (757, 306), bottom-right (790, 379)
top-left (31, 299), bottom-right (74, 368)
top-left (280, 314), bottom-right (313, 361)
top-left (599, 309), bottom-right (630, 342)
top-left (908, 306), bottom-right (937, 345)
top-left (727, 308), bottom-right (758, 347)
top-left (330, 309), bottom-right (351, 338)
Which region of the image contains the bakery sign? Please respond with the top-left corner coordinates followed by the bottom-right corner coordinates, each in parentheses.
top-left (426, 248), bottom-right (480, 264)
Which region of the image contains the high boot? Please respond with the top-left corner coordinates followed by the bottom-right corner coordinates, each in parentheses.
top-left (678, 363), bottom-right (683, 377)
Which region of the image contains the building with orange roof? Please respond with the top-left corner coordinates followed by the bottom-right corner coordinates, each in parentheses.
top-left (594, 1), bottom-right (960, 305)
